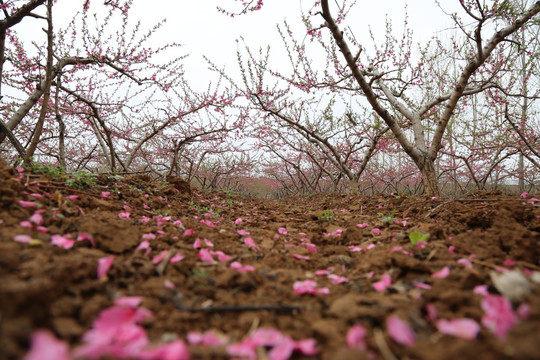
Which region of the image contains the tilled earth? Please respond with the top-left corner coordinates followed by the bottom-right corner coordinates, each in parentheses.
top-left (1, 158), bottom-right (540, 360)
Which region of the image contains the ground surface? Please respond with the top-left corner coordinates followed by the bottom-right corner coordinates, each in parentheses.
top-left (1, 159), bottom-right (540, 360)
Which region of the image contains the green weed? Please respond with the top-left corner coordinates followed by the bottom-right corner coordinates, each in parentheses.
top-left (317, 209), bottom-right (336, 222)
top-left (409, 231), bottom-right (430, 245)
top-left (378, 209), bottom-right (395, 223)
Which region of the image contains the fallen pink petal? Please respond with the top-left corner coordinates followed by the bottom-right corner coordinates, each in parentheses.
top-left (182, 228), bottom-right (194, 237)
top-left (371, 228), bottom-right (382, 235)
top-left (19, 200), bottom-right (37, 207)
top-left (481, 294), bottom-right (518, 340)
top-left (51, 234), bottom-right (75, 249)
top-left (436, 318), bottom-right (480, 340)
top-left (328, 274), bottom-right (349, 284)
top-left (142, 233), bottom-right (156, 240)
top-left (24, 329), bottom-right (71, 360)
top-left (457, 258), bottom-right (473, 269)
top-left (413, 282), bottom-right (432, 290)
top-left (292, 254), bottom-right (310, 260)
top-left (198, 249), bottom-right (214, 263)
top-left (211, 250), bottom-right (231, 262)
top-left (293, 279), bottom-right (316, 294)
top-left (170, 253), bottom-right (185, 263)
top-left (356, 223), bottom-right (369, 228)
top-left (278, 227), bottom-right (289, 235)
top-left (14, 234), bottom-right (32, 243)
top-left (152, 250), bottom-right (169, 264)
top-left (373, 274), bottom-right (392, 291)
top-left (294, 338), bottom-right (319, 356)
top-left (244, 237), bottom-right (261, 251)
top-left (135, 240), bottom-right (151, 255)
top-left (118, 212), bottom-right (131, 219)
top-left (346, 323), bottom-right (367, 350)
top-left (97, 256), bottom-right (115, 280)
top-left (431, 266), bottom-right (450, 279)
top-left (237, 229), bottom-right (250, 236)
top-left (387, 315), bottom-right (416, 346)
top-left (77, 233), bottom-right (95, 246)
top-left (200, 219), bottom-right (216, 227)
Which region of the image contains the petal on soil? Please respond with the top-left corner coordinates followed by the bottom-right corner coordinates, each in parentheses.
top-left (244, 237), bottom-right (261, 251)
top-left (19, 200), bottom-right (37, 207)
top-left (24, 329), bottom-right (71, 360)
top-left (135, 240), bottom-right (151, 255)
top-left (142, 233), bottom-right (156, 240)
top-left (315, 268), bottom-right (333, 276)
top-left (237, 229), bottom-right (250, 236)
top-left (457, 258), bottom-right (473, 269)
top-left (431, 266), bottom-right (450, 278)
top-left (152, 250), bottom-right (169, 264)
top-left (371, 228), bottom-right (382, 235)
top-left (328, 274), bottom-right (349, 284)
top-left (211, 250), bottom-right (231, 262)
top-left (182, 228), bottom-right (194, 237)
top-left (14, 234), bottom-right (32, 243)
top-left (436, 318), bottom-right (480, 340)
top-left (373, 274), bottom-right (392, 291)
top-left (304, 243), bottom-right (317, 253)
top-left (252, 327), bottom-right (284, 346)
top-left (193, 238), bottom-right (202, 249)
top-left (118, 212), bottom-right (131, 219)
top-left (268, 335), bottom-right (295, 360)
top-left (170, 253), bottom-right (184, 263)
top-left (141, 339), bottom-right (190, 360)
top-left (115, 296), bottom-right (144, 308)
top-left (198, 249), bottom-right (214, 263)
top-left (293, 279), bottom-right (318, 295)
top-left (200, 219), bottom-right (216, 227)
top-left (386, 315), bottom-right (416, 346)
top-left (346, 324), bottom-right (367, 350)
top-left (77, 233), bottom-right (95, 247)
top-left (356, 223), bottom-right (369, 228)
top-left (292, 254), bottom-right (310, 261)
top-left (97, 256), bottom-right (115, 279)
top-left (51, 234), bottom-right (75, 249)
top-left (227, 338), bottom-right (257, 359)
top-left (474, 285), bottom-right (489, 296)
top-left (278, 227), bottom-right (289, 235)
top-left (294, 338), bottom-right (319, 355)
top-left (481, 294), bottom-right (518, 340)
top-left (29, 212), bottom-right (44, 225)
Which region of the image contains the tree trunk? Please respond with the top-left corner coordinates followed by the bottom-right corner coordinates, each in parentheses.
top-left (417, 157), bottom-right (440, 197)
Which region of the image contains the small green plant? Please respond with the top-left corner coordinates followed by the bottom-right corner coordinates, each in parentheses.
top-left (317, 209), bottom-right (336, 222)
top-left (378, 209), bottom-right (395, 223)
top-left (409, 231), bottom-right (430, 245)
top-left (65, 171), bottom-right (97, 189)
top-left (25, 161), bottom-right (96, 189)
top-left (223, 189), bottom-right (238, 198)
top-left (192, 268), bottom-right (210, 278)
top-left (153, 208), bottom-right (171, 216)
top-left (187, 201), bottom-right (222, 218)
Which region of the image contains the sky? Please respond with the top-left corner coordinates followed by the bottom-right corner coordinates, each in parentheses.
top-left (12, 0), bottom-right (465, 90)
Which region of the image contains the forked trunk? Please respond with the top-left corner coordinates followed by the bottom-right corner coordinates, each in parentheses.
top-left (418, 158), bottom-right (440, 197)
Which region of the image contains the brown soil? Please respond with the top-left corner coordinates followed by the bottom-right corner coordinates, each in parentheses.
top-left (1, 158), bottom-right (539, 360)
